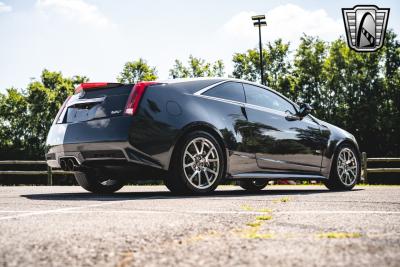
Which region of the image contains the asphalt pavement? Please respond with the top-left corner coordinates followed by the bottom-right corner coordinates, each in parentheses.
top-left (0, 185), bottom-right (399, 267)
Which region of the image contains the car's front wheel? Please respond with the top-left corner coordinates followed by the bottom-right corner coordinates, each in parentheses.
top-left (166, 131), bottom-right (225, 194)
top-left (74, 171), bottom-right (124, 194)
top-left (324, 144), bottom-right (360, 191)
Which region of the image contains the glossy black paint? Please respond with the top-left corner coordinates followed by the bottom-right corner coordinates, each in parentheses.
top-left (45, 78), bottom-right (360, 181)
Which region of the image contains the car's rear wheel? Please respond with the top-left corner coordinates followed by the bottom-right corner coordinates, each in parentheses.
top-left (74, 171), bottom-right (124, 194)
top-left (166, 131), bottom-right (225, 194)
top-left (324, 144), bottom-right (360, 191)
top-left (239, 180), bottom-right (268, 192)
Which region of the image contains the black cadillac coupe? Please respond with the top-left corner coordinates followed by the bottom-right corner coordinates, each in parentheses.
top-left (45, 78), bottom-right (361, 194)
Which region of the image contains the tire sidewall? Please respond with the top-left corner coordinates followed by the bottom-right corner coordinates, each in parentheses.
top-left (74, 170), bottom-right (124, 194)
top-left (239, 180), bottom-right (268, 191)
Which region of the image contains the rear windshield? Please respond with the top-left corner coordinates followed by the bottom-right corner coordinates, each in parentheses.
top-left (59, 85), bottom-right (133, 123)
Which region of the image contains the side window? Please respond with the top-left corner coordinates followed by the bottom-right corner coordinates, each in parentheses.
top-left (203, 82), bottom-right (245, 103)
top-left (243, 84), bottom-right (296, 114)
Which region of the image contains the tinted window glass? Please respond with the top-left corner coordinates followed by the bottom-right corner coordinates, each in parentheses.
top-left (203, 82), bottom-right (245, 103)
top-left (243, 84), bottom-right (296, 113)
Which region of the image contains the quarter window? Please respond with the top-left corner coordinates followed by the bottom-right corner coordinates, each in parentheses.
top-left (243, 84), bottom-right (296, 114)
top-left (203, 82), bottom-right (245, 103)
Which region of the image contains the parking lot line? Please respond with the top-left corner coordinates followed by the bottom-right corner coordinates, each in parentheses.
top-left (0, 208), bottom-right (399, 221)
top-left (0, 196), bottom-right (168, 221)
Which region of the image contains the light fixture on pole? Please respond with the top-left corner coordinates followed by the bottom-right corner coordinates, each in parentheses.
top-left (251, 15), bottom-right (267, 85)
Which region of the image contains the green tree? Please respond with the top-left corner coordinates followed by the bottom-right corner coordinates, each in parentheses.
top-left (0, 70), bottom-right (87, 159)
top-left (322, 38), bottom-right (348, 124)
top-left (232, 39), bottom-right (294, 97)
top-left (0, 88), bottom-right (29, 158)
top-left (292, 35), bottom-right (328, 116)
top-left (117, 58), bottom-right (158, 84)
top-left (380, 30), bottom-right (400, 155)
top-left (232, 48), bottom-right (263, 82)
top-left (169, 55), bottom-right (225, 78)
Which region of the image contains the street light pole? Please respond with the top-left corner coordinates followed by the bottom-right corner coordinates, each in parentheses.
top-left (258, 24), bottom-right (264, 86)
top-left (251, 15), bottom-right (267, 85)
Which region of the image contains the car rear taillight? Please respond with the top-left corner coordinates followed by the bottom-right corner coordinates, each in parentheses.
top-left (74, 82), bottom-right (120, 93)
top-left (124, 81), bottom-right (158, 115)
top-left (54, 96), bottom-right (71, 124)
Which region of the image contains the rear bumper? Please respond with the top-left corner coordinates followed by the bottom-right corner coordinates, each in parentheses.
top-left (46, 141), bottom-right (164, 169)
top-left (45, 115), bottom-right (175, 172)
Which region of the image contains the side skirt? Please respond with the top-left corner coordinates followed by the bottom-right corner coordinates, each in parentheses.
top-left (229, 172), bottom-right (327, 181)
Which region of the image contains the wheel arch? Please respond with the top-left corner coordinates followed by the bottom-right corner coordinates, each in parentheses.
top-left (335, 138), bottom-right (361, 158)
top-left (327, 138), bottom-right (361, 178)
top-left (168, 122), bottom-right (229, 174)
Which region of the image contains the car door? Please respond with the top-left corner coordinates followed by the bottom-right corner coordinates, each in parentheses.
top-left (242, 83), bottom-right (325, 173)
top-left (201, 81), bottom-right (258, 175)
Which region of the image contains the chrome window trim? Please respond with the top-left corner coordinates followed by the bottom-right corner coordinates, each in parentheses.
top-left (195, 93), bottom-right (289, 118)
top-left (195, 94), bottom-right (244, 107)
top-left (243, 103), bottom-right (289, 117)
top-left (193, 78), bottom-right (299, 110)
top-left (193, 79), bottom-right (300, 117)
top-left (193, 80), bottom-right (228, 96)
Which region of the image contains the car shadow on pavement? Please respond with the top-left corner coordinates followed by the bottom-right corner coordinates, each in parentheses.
top-left (21, 187), bottom-right (364, 201)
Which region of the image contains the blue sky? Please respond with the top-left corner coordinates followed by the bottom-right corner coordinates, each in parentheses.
top-left (0, 0), bottom-right (399, 92)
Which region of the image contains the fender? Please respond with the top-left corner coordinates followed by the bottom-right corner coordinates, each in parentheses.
top-left (167, 121), bottom-right (230, 172)
top-left (324, 137), bottom-right (361, 178)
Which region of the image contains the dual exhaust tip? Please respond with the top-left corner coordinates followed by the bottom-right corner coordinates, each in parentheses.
top-left (59, 158), bottom-right (79, 171)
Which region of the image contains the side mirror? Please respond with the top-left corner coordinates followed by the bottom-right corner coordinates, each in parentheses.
top-left (297, 103), bottom-right (313, 117)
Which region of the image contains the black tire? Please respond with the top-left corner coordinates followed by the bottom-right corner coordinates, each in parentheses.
top-left (239, 180), bottom-right (268, 192)
top-left (166, 131), bottom-right (225, 194)
top-left (163, 177), bottom-right (187, 194)
top-left (74, 171), bottom-right (124, 194)
top-left (324, 144), bottom-right (360, 191)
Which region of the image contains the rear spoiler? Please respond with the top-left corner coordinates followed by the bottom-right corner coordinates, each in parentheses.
top-left (74, 82), bottom-right (122, 93)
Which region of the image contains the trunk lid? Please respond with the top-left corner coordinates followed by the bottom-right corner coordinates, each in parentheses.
top-left (57, 83), bottom-right (133, 124)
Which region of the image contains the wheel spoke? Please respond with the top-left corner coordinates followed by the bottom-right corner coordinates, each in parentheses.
top-left (184, 162), bottom-right (194, 168)
top-left (189, 171), bottom-right (198, 181)
top-left (205, 167), bottom-right (217, 176)
top-left (185, 152), bottom-right (195, 161)
top-left (197, 171), bottom-right (202, 186)
top-left (193, 141), bottom-right (201, 154)
top-left (204, 170), bottom-right (211, 183)
top-left (200, 140), bottom-right (205, 154)
top-left (205, 149), bottom-right (213, 159)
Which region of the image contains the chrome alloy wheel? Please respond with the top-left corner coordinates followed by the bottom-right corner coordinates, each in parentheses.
top-left (183, 137), bottom-right (220, 189)
top-left (337, 148), bottom-right (358, 186)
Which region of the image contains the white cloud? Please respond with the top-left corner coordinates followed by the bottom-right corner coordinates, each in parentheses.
top-left (36, 0), bottom-right (113, 28)
top-left (221, 4), bottom-right (342, 50)
top-left (0, 2), bottom-right (12, 13)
